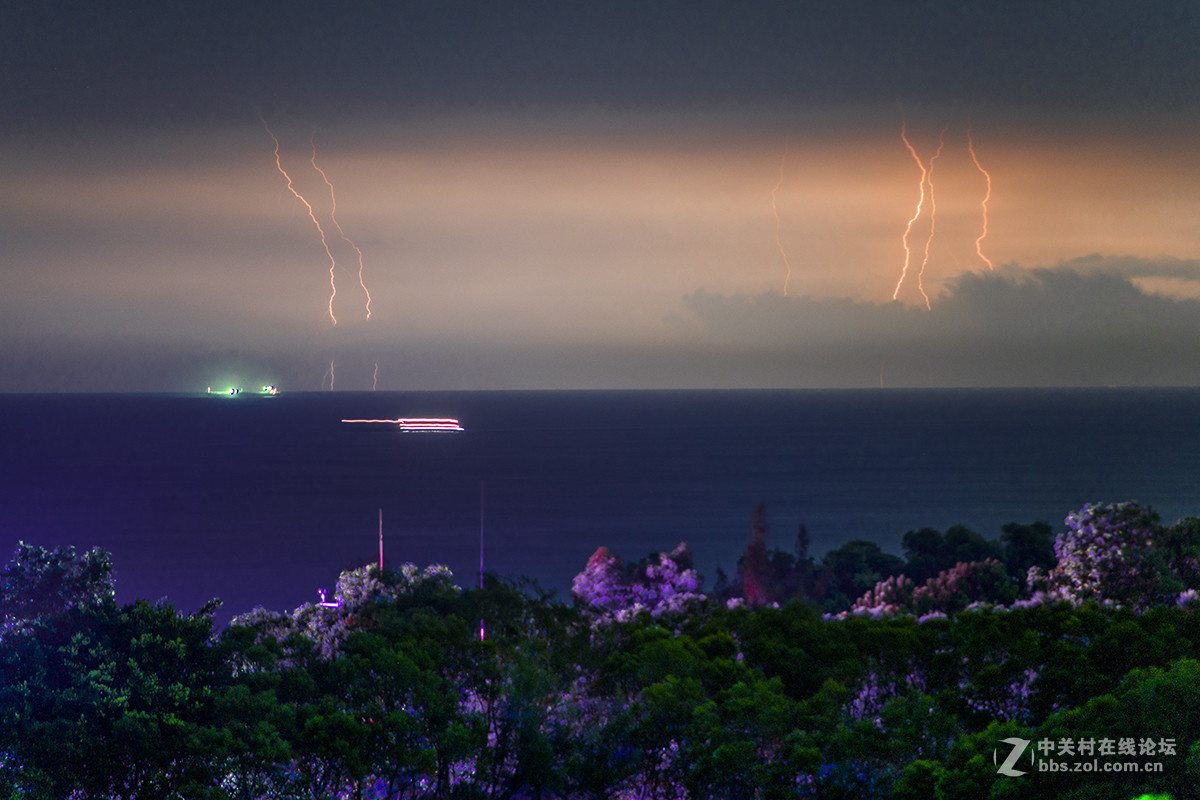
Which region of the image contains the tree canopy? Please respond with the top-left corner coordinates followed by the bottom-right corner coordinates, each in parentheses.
top-left (3, 500), bottom-right (1198, 798)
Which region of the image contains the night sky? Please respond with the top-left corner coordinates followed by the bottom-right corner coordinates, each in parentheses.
top-left (4, 1), bottom-right (1200, 391)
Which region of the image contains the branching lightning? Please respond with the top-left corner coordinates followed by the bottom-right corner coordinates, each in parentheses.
top-left (310, 136), bottom-right (373, 320)
top-left (892, 121), bottom-right (1000, 305)
top-left (262, 119), bottom-right (340, 325)
top-left (892, 120), bottom-right (929, 305)
top-left (770, 145), bottom-right (793, 296)
top-left (914, 128), bottom-right (948, 311)
top-left (967, 126), bottom-right (994, 270)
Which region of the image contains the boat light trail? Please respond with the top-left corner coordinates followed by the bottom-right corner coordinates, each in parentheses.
top-left (310, 136), bottom-right (373, 320)
top-left (262, 119), bottom-right (339, 325)
top-left (770, 145), bottom-right (793, 296)
top-left (342, 417), bottom-right (465, 432)
top-left (967, 126), bottom-right (994, 269)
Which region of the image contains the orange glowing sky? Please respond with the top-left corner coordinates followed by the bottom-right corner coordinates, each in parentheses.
top-left (3, 3), bottom-right (1200, 390)
top-left (5, 111), bottom-right (1199, 363)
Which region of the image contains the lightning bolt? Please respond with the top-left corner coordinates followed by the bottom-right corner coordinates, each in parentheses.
top-left (262, 119), bottom-right (339, 325)
top-left (893, 120), bottom-right (929, 305)
top-left (323, 358), bottom-right (335, 391)
top-left (770, 145), bottom-right (793, 296)
top-left (310, 135), bottom-right (373, 320)
top-left (914, 128), bottom-right (947, 311)
top-left (373, 361), bottom-right (379, 391)
top-left (967, 126), bottom-right (994, 270)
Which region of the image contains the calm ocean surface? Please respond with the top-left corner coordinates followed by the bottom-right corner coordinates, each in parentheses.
top-left (2, 388), bottom-right (1198, 624)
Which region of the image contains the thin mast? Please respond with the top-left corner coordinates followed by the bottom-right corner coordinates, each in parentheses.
top-left (479, 480), bottom-right (485, 641)
top-left (479, 481), bottom-right (485, 591)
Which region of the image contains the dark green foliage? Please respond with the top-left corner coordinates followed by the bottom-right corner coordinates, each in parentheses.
top-left (943, 525), bottom-right (1004, 570)
top-left (1150, 516), bottom-right (1200, 599)
top-left (8, 512), bottom-right (1200, 798)
top-left (723, 507), bottom-right (1051, 612)
top-left (821, 538), bottom-right (906, 608)
top-left (925, 659), bottom-right (1200, 799)
top-left (901, 527), bottom-right (946, 583)
top-left (911, 558), bottom-right (1018, 614)
top-left (1000, 520), bottom-right (1057, 582)
top-left (0, 541), bottom-right (115, 626)
top-left (903, 524), bottom-right (1003, 584)
top-left (0, 598), bottom-right (226, 798)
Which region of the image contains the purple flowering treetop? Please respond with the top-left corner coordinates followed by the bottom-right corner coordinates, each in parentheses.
top-left (331, 561), bottom-right (458, 608)
top-left (910, 558), bottom-right (1017, 614)
top-left (571, 546), bottom-right (631, 614)
top-left (845, 501), bottom-right (1200, 617)
top-left (231, 561), bottom-right (458, 659)
top-left (1038, 501), bottom-right (1163, 607)
top-left (847, 559), bottom-right (1016, 618)
top-left (847, 573), bottom-right (914, 618)
top-left (0, 542), bottom-right (115, 638)
top-left (572, 542), bottom-right (705, 621)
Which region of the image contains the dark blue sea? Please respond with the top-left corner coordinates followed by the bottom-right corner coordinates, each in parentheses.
top-left (2, 389), bottom-right (1199, 624)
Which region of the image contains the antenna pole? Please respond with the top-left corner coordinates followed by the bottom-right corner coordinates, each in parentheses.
top-left (479, 480), bottom-right (485, 641)
top-left (378, 508), bottom-right (383, 572)
top-left (479, 481), bottom-right (485, 590)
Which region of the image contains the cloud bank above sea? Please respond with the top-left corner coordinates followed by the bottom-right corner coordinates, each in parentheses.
top-left (7, 257), bottom-right (1200, 392)
top-left (682, 256), bottom-right (1200, 388)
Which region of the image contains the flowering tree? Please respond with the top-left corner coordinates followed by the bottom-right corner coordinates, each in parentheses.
top-left (331, 561), bottom-right (458, 608)
top-left (572, 543), bottom-right (704, 620)
top-left (230, 561), bottom-right (460, 660)
top-left (848, 573), bottom-right (915, 618)
top-left (634, 545), bottom-right (705, 616)
top-left (571, 547), bottom-right (633, 614)
top-left (910, 559), bottom-right (1016, 614)
top-left (849, 559), bottom-right (1016, 617)
top-left (0, 542), bottom-right (114, 637)
top-left (1042, 501), bottom-right (1162, 607)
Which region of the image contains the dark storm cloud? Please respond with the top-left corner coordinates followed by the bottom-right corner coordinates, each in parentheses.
top-left (683, 263), bottom-right (1200, 387)
top-left (1048, 254), bottom-right (1200, 282)
top-left (6, 263), bottom-right (1200, 392)
top-left (3, 1), bottom-right (1198, 132)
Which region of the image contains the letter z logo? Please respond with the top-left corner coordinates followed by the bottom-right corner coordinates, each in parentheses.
top-left (994, 737), bottom-right (1032, 777)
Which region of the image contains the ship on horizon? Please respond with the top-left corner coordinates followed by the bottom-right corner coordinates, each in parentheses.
top-left (206, 385), bottom-right (279, 396)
